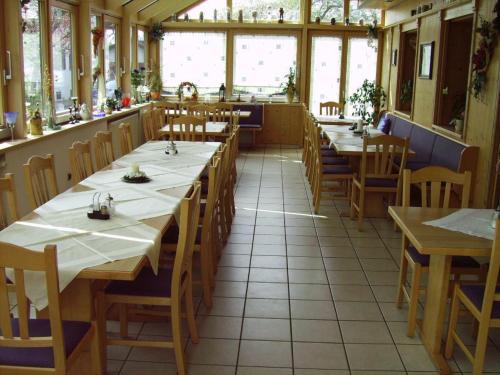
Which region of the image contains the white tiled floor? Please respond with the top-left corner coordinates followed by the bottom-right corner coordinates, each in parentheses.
top-left (109, 146), bottom-right (500, 375)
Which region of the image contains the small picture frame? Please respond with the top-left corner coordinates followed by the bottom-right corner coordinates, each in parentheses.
top-left (418, 41), bottom-right (434, 79)
top-left (392, 49), bottom-right (398, 66)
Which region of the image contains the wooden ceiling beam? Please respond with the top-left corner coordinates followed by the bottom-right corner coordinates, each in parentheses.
top-left (147, 0), bottom-right (199, 23)
top-left (124, 0), bottom-right (157, 15)
top-left (104, 0), bottom-right (125, 12)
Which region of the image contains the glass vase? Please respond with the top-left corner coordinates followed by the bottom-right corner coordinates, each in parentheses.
top-left (45, 100), bottom-right (56, 130)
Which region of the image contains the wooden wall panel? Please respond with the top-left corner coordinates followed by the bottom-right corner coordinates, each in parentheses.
top-left (412, 13), bottom-right (440, 127)
top-left (380, 27), bottom-right (392, 109)
top-left (388, 27), bottom-right (400, 111)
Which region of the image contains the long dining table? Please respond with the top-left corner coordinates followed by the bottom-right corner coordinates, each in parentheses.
top-left (389, 206), bottom-right (492, 374)
top-left (166, 109), bottom-right (252, 119)
top-left (159, 121), bottom-right (229, 138)
top-left (0, 140), bottom-right (221, 321)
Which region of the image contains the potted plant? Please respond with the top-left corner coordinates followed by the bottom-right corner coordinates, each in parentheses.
top-left (28, 104), bottom-right (43, 135)
top-left (148, 67), bottom-right (163, 100)
top-left (281, 67), bottom-right (296, 103)
top-left (105, 97), bottom-right (117, 114)
top-left (348, 79), bottom-right (386, 126)
top-left (131, 68), bottom-right (145, 103)
top-left (150, 23), bottom-right (165, 41)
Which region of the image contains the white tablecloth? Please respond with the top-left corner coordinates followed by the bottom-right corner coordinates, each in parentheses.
top-left (0, 140), bottom-right (220, 309)
top-left (423, 209), bottom-right (495, 240)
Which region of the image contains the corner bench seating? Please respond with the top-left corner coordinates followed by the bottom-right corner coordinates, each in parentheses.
top-left (386, 113), bottom-right (479, 184)
top-left (233, 104), bottom-right (263, 146)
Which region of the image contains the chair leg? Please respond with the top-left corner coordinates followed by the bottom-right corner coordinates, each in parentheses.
top-left (396, 252), bottom-right (409, 308)
top-left (201, 244), bottom-right (214, 309)
top-left (313, 181), bottom-right (321, 214)
top-left (407, 264), bottom-right (422, 337)
top-left (95, 292), bottom-right (108, 374)
top-left (445, 286), bottom-right (461, 358)
top-left (350, 183), bottom-right (357, 219)
top-left (171, 300), bottom-right (187, 375)
top-left (185, 276), bottom-right (200, 343)
top-left (119, 304), bottom-right (128, 338)
top-left (472, 321), bottom-right (490, 375)
top-left (357, 190), bottom-right (365, 231)
top-left (90, 322), bottom-right (104, 375)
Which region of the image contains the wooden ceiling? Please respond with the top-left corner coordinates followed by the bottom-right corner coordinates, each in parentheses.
top-left (105, 0), bottom-right (200, 23)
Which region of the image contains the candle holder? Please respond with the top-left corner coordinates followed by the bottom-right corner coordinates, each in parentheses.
top-left (4, 112), bottom-right (18, 142)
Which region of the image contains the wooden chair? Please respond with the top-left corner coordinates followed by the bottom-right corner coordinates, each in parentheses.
top-left (310, 119), bottom-right (354, 214)
top-left (187, 104), bottom-right (216, 122)
top-left (96, 183), bottom-right (201, 375)
top-left (162, 101), bottom-right (180, 126)
top-left (319, 101), bottom-right (342, 116)
top-left (118, 123), bottom-right (133, 155)
top-left (69, 140), bottom-right (94, 185)
top-left (213, 103), bottom-right (233, 124)
top-left (171, 115), bottom-right (206, 142)
top-left (152, 107), bottom-right (165, 134)
top-left (0, 244), bottom-right (103, 374)
top-left (350, 134), bottom-right (409, 231)
top-left (142, 109), bottom-right (158, 141)
top-left (23, 154), bottom-right (59, 210)
top-left (0, 173), bottom-right (18, 229)
top-left (445, 217), bottom-right (500, 375)
top-left (396, 166), bottom-right (483, 337)
top-left (93, 131), bottom-right (115, 170)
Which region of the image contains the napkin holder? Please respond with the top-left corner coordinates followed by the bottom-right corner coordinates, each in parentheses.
top-left (87, 193), bottom-right (113, 220)
top-left (165, 140), bottom-right (178, 155)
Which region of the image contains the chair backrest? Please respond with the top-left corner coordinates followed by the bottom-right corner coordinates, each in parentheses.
top-left (152, 107), bottom-right (165, 133)
top-left (69, 140), bottom-right (94, 185)
top-left (172, 115), bottom-right (206, 142)
top-left (360, 134), bottom-right (409, 183)
top-left (171, 182), bottom-right (201, 300)
top-left (214, 103), bottom-right (233, 123)
top-left (142, 109), bottom-right (158, 141)
top-left (158, 101), bottom-right (179, 125)
top-left (23, 154), bottom-right (59, 210)
top-left (402, 166), bottom-right (471, 209)
top-left (93, 131), bottom-right (115, 170)
top-left (0, 174), bottom-right (19, 229)
top-left (481, 218), bottom-right (500, 321)
top-left (118, 123), bottom-right (133, 155)
top-left (319, 101), bottom-right (342, 116)
top-left (187, 104), bottom-right (217, 122)
top-left (0, 244), bottom-right (67, 372)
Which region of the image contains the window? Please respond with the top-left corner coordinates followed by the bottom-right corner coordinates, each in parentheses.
top-left (91, 14), bottom-right (103, 108)
top-left (311, 0), bottom-right (344, 23)
top-left (161, 32), bottom-right (226, 95)
top-left (349, 1), bottom-right (381, 25)
top-left (233, 34), bottom-right (297, 96)
top-left (345, 37), bottom-right (378, 117)
top-left (51, 4), bottom-right (76, 115)
top-left (232, 0), bottom-right (301, 22)
top-left (137, 28), bottom-right (147, 69)
top-left (309, 36), bottom-right (342, 114)
top-left (23, 0), bottom-right (43, 118)
top-left (396, 30), bottom-right (417, 114)
top-left (180, 0), bottom-right (227, 21)
top-left (104, 19), bottom-right (119, 98)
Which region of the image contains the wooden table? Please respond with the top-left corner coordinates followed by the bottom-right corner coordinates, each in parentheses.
top-left (315, 115), bottom-right (356, 125)
top-left (159, 121), bottom-right (229, 138)
top-left (388, 206), bottom-right (492, 374)
top-left (166, 109), bottom-right (252, 118)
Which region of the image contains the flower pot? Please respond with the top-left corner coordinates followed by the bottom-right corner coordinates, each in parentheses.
top-left (105, 106), bottom-right (113, 115)
top-left (454, 119), bottom-right (464, 133)
top-left (286, 88), bottom-right (294, 103)
top-left (150, 91), bottom-right (161, 100)
top-left (30, 118), bottom-right (43, 136)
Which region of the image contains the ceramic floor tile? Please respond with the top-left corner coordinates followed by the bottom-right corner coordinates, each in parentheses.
top-left (247, 282), bottom-right (288, 299)
top-left (196, 316), bottom-right (242, 339)
top-left (330, 285), bottom-right (375, 302)
top-left (187, 338), bottom-right (240, 365)
top-left (252, 244), bottom-right (287, 256)
top-left (288, 269), bottom-right (328, 284)
top-left (236, 367), bottom-right (293, 375)
top-left (249, 268), bottom-right (288, 283)
top-left (213, 281), bottom-right (247, 298)
top-left (339, 321), bottom-right (393, 343)
top-left (287, 256), bottom-right (325, 270)
top-left (244, 298), bottom-right (290, 318)
top-left (215, 267), bottom-right (249, 282)
top-left (251, 255), bottom-right (287, 268)
top-left (293, 342), bottom-right (348, 370)
top-left (345, 343), bottom-right (405, 371)
top-left (397, 344), bottom-right (439, 372)
top-left (198, 297), bottom-right (245, 317)
top-left (238, 340), bottom-right (292, 368)
top-left (242, 318), bottom-right (291, 341)
top-left (292, 319), bottom-right (342, 343)
top-left (323, 257), bottom-right (362, 271)
top-left (327, 270), bottom-right (368, 285)
top-left (335, 301), bottom-right (384, 321)
top-left (289, 283), bottom-right (333, 300)
top-left (290, 299), bottom-right (337, 320)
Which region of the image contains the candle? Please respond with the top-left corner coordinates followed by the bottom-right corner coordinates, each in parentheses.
top-left (357, 119), bottom-right (363, 131)
top-left (131, 163), bottom-right (140, 174)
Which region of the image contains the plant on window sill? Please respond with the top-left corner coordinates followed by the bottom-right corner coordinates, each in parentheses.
top-left (280, 67), bottom-right (297, 103)
top-left (348, 79), bottom-right (386, 126)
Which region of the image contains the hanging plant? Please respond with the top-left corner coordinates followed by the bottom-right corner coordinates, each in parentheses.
top-left (150, 23), bottom-right (165, 41)
top-left (91, 28), bottom-right (104, 57)
top-left (367, 21), bottom-right (378, 49)
top-left (470, 8), bottom-right (498, 100)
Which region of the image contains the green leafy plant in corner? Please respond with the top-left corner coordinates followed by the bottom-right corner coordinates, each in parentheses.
top-left (148, 67), bottom-right (163, 93)
top-left (348, 79), bottom-right (386, 126)
top-left (281, 67), bottom-right (296, 95)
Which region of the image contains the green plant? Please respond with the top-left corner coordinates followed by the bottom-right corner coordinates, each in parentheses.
top-left (400, 80), bottom-right (413, 105)
top-left (105, 97), bottom-right (118, 110)
top-left (150, 23), bottom-right (165, 41)
top-left (281, 67), bottom-right (296, 95)
top-left (131, 68), bottom-right (145, 88)
top-left (148, 68), bottom-right (163, 92)
top-left (348, 79), bottom-right (386, 125)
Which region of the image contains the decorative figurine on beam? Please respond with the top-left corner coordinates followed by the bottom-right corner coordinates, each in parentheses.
top-left (279, 8), bottom-right (284, 23)
top-left (219, 83), bottom-right (226, 102)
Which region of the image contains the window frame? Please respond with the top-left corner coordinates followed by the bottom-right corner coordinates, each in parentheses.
top-left (103, 14), bottom-right (121, 101)
top-left (49, 0), bottom-right (79, 122)
top-left (135, 25), bottom-right (149, 70)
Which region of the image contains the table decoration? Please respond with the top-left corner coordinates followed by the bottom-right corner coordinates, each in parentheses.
top-left (87, 192), bottom-right (113, 220)
top-left (28, 104), bottom-right (43, 135)
top-left (4, 112), bottom-right (18, 142)
top-left (122, 163), bottom-right (151, 183)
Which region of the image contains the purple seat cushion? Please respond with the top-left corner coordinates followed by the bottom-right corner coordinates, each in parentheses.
top-left (321, 149), bottom-right (338, 157)
top-left (233, 104), bottom-right (263, 125)
top-left (407, 245), bottom-right (480, 268)
top-left (430, 136), bottom-right (465, 171)
top-left (0, 319), bottom-right (90, 368)
top-left (106, 267), bottom-right (173, 297)
top-left (405, 161), bottom-right (430, 171)
top-left (377, 116), bottom-right (392, 134)
top-left (461, 285), bottom-right (500, 318)
top-left (323, 165), bottom-right (353, 174)
top-left (409, 126), bottom-right (437, 164)
top-left (364, 178), bottom-right (398, 188)
top-left (162, 224), bottom-right (202, 244)
top-left (389, 116), bottom-right (414, 140)
top-left (322, 157), bottom-right (349, 165)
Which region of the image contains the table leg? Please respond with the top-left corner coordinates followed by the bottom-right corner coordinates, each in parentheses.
top-left (420, 254), bottom-right (453, 374)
